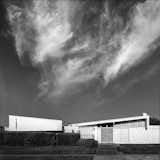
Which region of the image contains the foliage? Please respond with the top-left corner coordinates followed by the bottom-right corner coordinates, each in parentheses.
top-left (76, 139), bottom-right (98, 148)
top-left (0, 132), bottom-right (80, 146)
top-left (56, 133), bottom-right (80, 145)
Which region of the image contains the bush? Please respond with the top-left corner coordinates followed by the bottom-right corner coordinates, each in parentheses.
top-left (56, 133), bottom-right (80, 145)
top-left (76, 139), bottom-right (98, 148)
top-left (1, 132), bottom-right (57, 146)
top-left (3, 132), bottom-right (25, 146)
top-left (1, 132), bottom-right (80, 146)
top-left (24, 132), bottom-right (55, 146)
top-left (0, 133), bottom-right (3, 145)
top-left (50, 135), bottom-right (58, 145)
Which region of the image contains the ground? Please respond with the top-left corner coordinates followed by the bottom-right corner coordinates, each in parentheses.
top-left (0, 145), bottom-right (160, 160)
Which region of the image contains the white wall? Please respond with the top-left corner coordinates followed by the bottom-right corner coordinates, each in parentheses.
top-left (129, 126), bottom-right (160, 144)
top-left (64, 125), bottom-right (79, 133)
top-left (65, 126), bottom-right (100, 141)
top-left (113, 126), bottom-right (160, 144)
top-left (79, 126), bottom-right (95, 139)
top-left (7, 115), bottom-right (62, 131)
top-left (70, 125), bottom-right (160, 144)
top-left (113, 128), bottom-right (130, 144)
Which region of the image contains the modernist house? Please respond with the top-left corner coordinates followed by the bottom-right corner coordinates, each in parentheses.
top-left (2, 113), bottom-right (160, 144)
top-left (5, 115), bottom-right (63, 132)
top-left (65, 113), bottom-right (160, 144)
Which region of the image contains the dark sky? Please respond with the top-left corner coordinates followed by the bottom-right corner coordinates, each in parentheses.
top-left (0, 0), bottom-right (160, 126)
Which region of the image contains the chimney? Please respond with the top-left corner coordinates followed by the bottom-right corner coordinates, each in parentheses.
top-left (142, 113), bottom-right (148, 116)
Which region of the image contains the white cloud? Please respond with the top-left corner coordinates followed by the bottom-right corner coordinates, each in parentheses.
top-left (7, 0), bottom-right (160, 96)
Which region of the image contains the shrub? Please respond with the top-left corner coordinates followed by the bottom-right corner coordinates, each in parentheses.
top-left (50, 135), bottom-right (57, 145)
top-left (56, 133), bottom-right (80, 145)
top-left (24, 132), bottom-right (55, 146)
top-left (1, 132), bottom-right (80, 146)
top-left (0, 133), bottom-right (3, 145)
top-left (76, 139), bottom-right (98, 148)
top-left (1, 132), bottom-right (57, 146)
top-left (3, 132), bottom-right (25, 146)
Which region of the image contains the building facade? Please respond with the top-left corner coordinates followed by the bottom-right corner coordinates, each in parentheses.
top-left (5, 115), bottom-right (63, 132)
top-left (65, 113), bottom-right (160, 144)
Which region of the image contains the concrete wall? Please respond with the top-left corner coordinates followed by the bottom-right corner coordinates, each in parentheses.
top-left (6, 115), bottom-right (62, 131)
top-left (113, 126), bottom-right (160, 144)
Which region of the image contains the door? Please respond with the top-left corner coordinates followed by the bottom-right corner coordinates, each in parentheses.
top-left (101, 127), bottom-right (113, 143)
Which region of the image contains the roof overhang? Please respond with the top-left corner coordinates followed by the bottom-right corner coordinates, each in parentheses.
top-left (69, 114), bottom-right (149, 127)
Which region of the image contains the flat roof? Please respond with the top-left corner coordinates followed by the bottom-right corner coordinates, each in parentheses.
top-left (9, 115), bottom-right (62, 121)
top-left (69, 114), bottom-right (149, 127)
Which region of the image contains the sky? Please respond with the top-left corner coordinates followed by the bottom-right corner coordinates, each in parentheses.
top-left (0, 0), bottom-right (160, 126)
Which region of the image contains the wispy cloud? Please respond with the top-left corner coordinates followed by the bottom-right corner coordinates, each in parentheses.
top-left (104, 0), bottom-right (160, 83)
top-left (6, 0), bottom-right (160, 96)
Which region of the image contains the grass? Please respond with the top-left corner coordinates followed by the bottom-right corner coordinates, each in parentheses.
top-left (0, 144), bottom-right (160, 155)
top-left (0, 155), bottom-right (94, 160)
top-left (94, 155), bottom-right (160, 160)
top-left (0, 145), bottom-right (160, 160)
top-left (0, 146), bottom-right (97, 155)
top-left (0, 154), bottom-right (160, 160)
top-left (117, 144), bottom-right (160, 154)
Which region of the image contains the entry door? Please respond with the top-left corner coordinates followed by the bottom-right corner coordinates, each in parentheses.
top-left (101, 127), bottom-right (113, 143)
